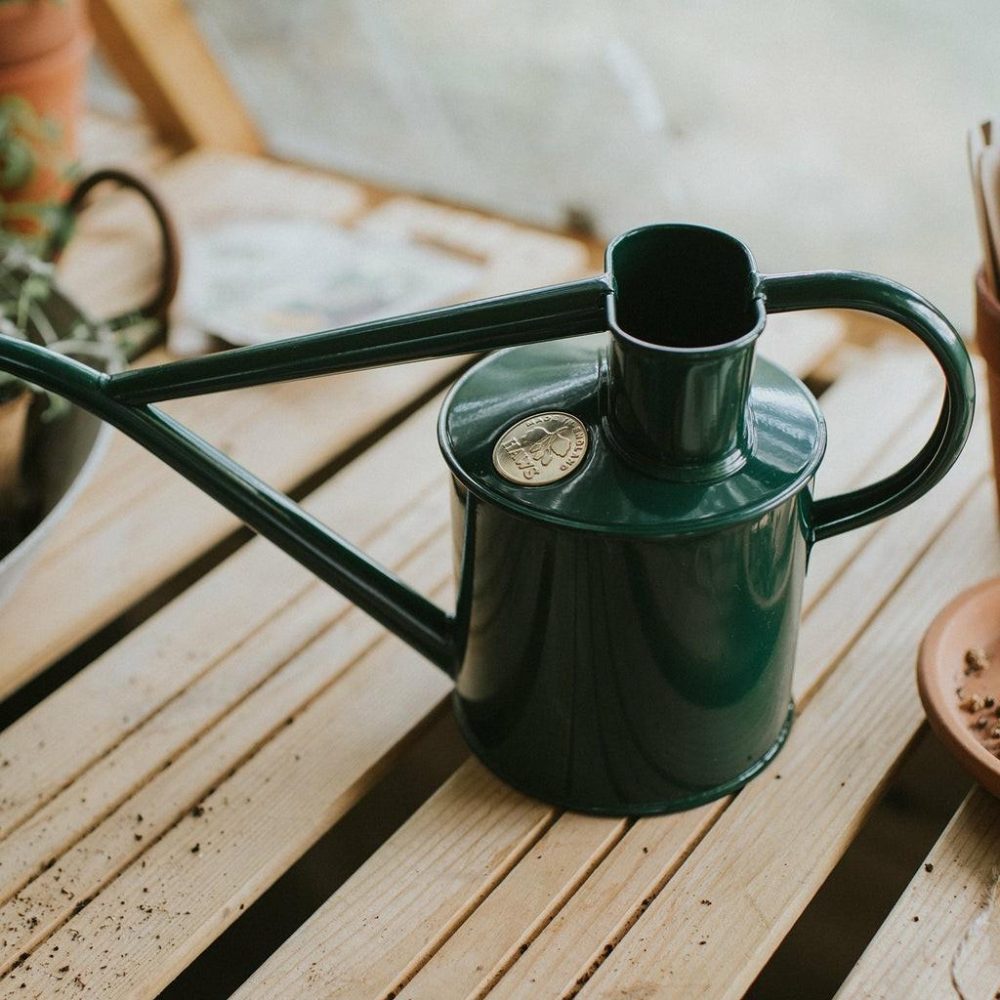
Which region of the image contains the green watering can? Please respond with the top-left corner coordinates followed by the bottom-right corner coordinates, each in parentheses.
top-left (0, 224), bottom-right (975, 815)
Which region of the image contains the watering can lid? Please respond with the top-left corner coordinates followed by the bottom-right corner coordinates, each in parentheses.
top-left (438, 334), bottom-right (826, 537)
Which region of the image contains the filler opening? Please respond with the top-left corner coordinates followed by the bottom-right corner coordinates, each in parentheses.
top-left (607, 224), bottom-right (762, 350)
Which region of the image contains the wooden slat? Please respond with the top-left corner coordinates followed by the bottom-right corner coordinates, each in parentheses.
top-left (837, 788), bottom-right (1000, 999)
top-left (576, 489), bottom-right (995, 997)
top-left (0, 498), bottom-right (445, 917)
top-left (0, 400), bottom-right (446, 848)
top-left (237, 759), bottom-right (556, 1000)
top-left (418, 398), bottom-right (992, 1000)
top-left (0, 402), bottom-right (458, 994)
top-left (4, 625), bottom-right (450, 997)
top-left (0, 152), bottom-right (588, 698)
top-left (90, 0), bottom-right (263, 153)
top-left (230, 349), bottom-right (961, 1000)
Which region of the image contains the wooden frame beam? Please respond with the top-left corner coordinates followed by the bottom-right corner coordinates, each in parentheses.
top-left (90, 0), bottom-right (263, 153)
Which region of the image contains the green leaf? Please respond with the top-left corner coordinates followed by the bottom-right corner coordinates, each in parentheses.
top-left (0, 136), bottom-right (35, 189)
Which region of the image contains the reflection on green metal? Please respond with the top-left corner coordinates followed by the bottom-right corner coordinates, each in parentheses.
top-left (0, 224), bottom-right (974, 815)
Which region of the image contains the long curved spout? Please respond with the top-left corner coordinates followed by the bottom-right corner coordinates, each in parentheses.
top-left (107, 276), bottom-right (613, 404)
top-left (0, 276), bottom-right (614, 675)
top-left (0, 338), bottom-right (455, 669)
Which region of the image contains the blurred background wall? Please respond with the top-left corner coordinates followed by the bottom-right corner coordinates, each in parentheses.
top-left (85, 0), bottom-right (1000, 330)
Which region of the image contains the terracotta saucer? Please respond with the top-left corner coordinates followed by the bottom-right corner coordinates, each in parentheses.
top-left (918, 577), bottom-right (1000, 798)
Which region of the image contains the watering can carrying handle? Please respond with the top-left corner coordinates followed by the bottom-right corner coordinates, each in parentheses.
top-left (760, 271), bottom-right (976, 543)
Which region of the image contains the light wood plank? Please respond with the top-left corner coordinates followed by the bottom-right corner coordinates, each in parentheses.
top-left (577, 484), bottom-right (997, 998)
top-left (0, 493), bottom-right (445, 913)
top-left (397, 813), bottom-right (627, 1000)
top-left (0, 154), bottom-right (588, 698)
top-left (0, 534), bottom-right (452, 977)
top-left (0, 397), bottom-right (463, 993)
top-left (4, 612), bottom-right (452, 997)
top-left (0, 398), bottom-right (446, 843)
top-left (836, 789), bottom-right (1000, 1000)
top-left (90, 0), bottom-right (263, 152)
top-left (479, 406), bottom-right (991, 1000)
top-left (232, 350), bottom-right (960, 1000)
top-left (234, 759), bottom-right (555, 1000)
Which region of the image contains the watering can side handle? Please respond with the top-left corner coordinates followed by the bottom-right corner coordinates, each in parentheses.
top-left (105, 276), bottom-right (614, 405)
top-left (759, 271), bottom-right (976, 543)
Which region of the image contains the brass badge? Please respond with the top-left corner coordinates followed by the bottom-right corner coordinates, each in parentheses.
top-left (492, 411), bottom-right (588, 486)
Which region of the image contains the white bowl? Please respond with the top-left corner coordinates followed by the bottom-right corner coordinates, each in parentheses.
top-left (0, 280), bottom-right (117, 612)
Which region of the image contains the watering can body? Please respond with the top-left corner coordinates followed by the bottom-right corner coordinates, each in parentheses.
top-left (0, 224), bottom-right (975, 816)
top-left (442, 334), bottom-right (816, 812)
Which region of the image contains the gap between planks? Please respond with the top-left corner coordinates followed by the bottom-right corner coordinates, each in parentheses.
top-left (0, 334), bottom-right (887, 996)
top-left (0, 397), bottom-right (450, 846)
top-left (0, 148), bottom-right (588, 700)
top-left (228, 348), bottom-right (968, 1000)
top-left (573, 474), bottom-right (997, 999)
top-left (836, 785), bottom-right (1000, 998)
top-left (0, 457), bottom-right (458, 992)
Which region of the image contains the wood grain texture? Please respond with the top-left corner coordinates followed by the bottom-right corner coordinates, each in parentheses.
top-left (578, 480), bottom-right (997, 999)
top-left (0, 398), bottom-right (447, 848)
top-left (0, 404), bottom-right (466, 998)
top-left (488, 401), bottom-right (990, 1000)
top-left (233, 759), bottom-right (556, 1000)
top-left (396, 812), bottom-right (628, 1000)
top-left (837, 789), bottom-right (1000, 1000)
top-left (0, 151), bottom-right (588, 699)
top-left (232, 348), bottom-right (951, 1000)
top-left (4, 623), bottom-right (451, 997)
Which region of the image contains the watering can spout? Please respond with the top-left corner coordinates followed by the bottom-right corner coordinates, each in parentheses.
top-left (105, 277), bottom-right (613, 404)
top-left (0, 336), bottom-right (460, 670)
top-left (0, 277), bottom-right (614, 676)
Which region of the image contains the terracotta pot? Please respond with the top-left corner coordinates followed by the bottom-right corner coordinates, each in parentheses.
top-left (0, 0), bottom-right (85, 65)
top-left (0, 23), bottom-right (92, 230)
top-left (918, 578), bottom-right (1000, 800)
top-left (975, 269), bottom-right (1000, 521)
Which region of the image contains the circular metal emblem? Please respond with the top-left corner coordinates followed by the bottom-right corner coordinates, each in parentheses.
top-left (492, 411), bottom-right (588, 486)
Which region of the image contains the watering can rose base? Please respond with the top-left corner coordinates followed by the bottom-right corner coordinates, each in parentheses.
top-left (0, 224), bottom-right (975, 815)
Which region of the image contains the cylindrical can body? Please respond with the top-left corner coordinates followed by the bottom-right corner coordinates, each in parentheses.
top-left (450, 482), bottom-right (810, 815)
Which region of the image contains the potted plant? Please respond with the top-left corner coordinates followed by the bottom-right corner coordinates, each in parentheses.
top-left (0, 0), bottom-right (91, 247)
top-left (0, 168), bottom-right (178, 604)
top-left (0, 241), bottom-right (117, 552)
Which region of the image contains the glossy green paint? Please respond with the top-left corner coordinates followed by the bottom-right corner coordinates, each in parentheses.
top-left (0, 224), bottom-right (975, 815)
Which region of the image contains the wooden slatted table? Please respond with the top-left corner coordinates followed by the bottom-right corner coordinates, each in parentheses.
top-left (1, 113), bottom-right (993, 999)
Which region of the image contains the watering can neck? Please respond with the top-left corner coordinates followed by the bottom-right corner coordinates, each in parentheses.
top-left (602, 224), bottom-right (765, 478)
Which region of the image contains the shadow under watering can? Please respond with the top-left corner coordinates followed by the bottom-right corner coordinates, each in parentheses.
top-left (0, 223), bottom-right (975, 814)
